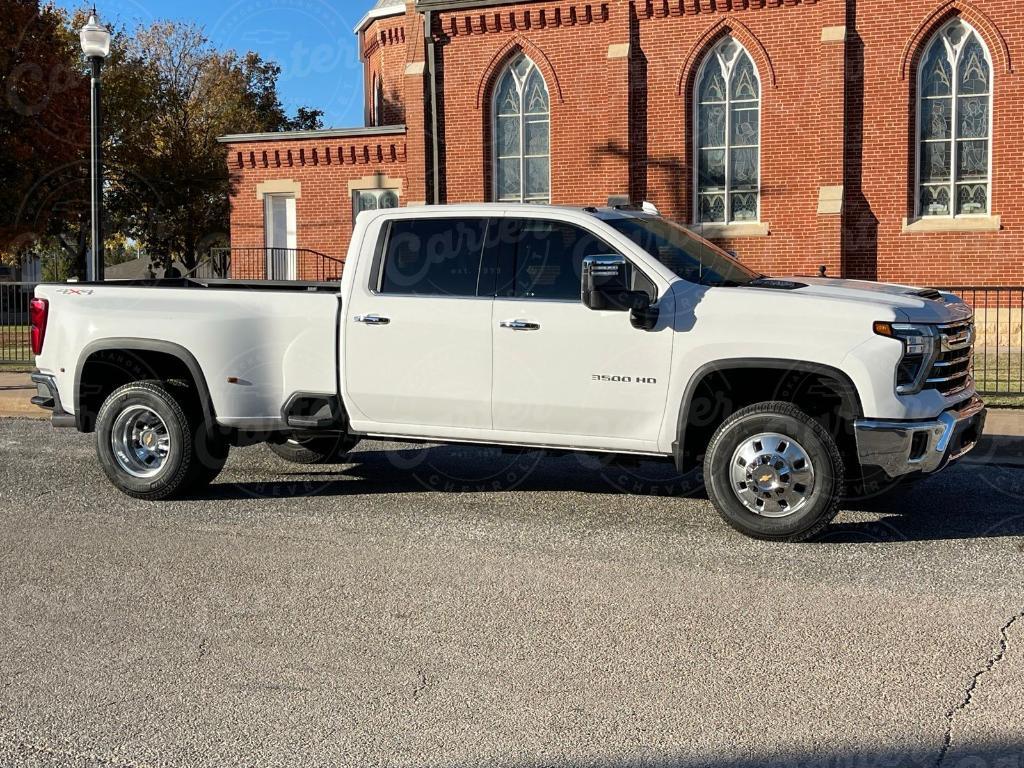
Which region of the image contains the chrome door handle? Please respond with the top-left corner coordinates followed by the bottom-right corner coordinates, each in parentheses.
top-left (354, 314), bottom-right (390, 325)
top-left (500, 319), bottom-right (541, 331)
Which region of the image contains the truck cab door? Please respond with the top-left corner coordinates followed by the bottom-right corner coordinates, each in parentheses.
top-left (490, 217), bottom-right (674, 451)
top-left (343, 216), bottom-right (494, 433)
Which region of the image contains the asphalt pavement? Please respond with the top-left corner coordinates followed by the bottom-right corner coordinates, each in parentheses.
top-left (1, 418), bottom-right (1023, 767)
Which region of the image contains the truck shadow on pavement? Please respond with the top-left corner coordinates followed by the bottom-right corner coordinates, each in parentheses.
top-left (469, 744), bottom-right (1024, 767)
top-left (200, 444), bottom-right (1024, 544)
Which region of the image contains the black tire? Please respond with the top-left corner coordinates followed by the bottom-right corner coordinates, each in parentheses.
top-left (95, 380), bottom-right (219, 500)
top-left (266, 433), bottom-right (360, 465)
top-left (164, 379), bottom-right (229, 489)
top-left (703, 401), bottom-right (845, 542)
top-left (189, 431), bottom-right (230, 488)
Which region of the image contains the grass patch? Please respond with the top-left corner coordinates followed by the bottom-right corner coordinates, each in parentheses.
top-left (974, 350), bottom-right (1023, 398)
top-left (0, 325), bottom-right (31, 366)
top-left (983, 395), bottom-right (1024, 409)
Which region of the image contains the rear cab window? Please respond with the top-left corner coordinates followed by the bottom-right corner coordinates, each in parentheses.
top-left (376, 218), bottom-right (490, 297)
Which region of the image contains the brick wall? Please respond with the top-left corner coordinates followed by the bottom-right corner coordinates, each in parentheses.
top-left (629, 0), bottom-right (844, 276)
top-left (436, 1), bottom-right (633, 208)
top-left (364, 14), bottom-right (409, 126)
top-left (222, 0), bottom-right (1024, 288)
top-left (847, 0), bottom-right (1024, 286)
top-left (225, 131), bottom-right (408, 279)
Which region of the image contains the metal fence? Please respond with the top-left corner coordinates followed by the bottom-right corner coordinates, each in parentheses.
top-left (939, 286), bottom-right (1024, 396)
top-left (0, 282), bottom-right (36, 366)
top-left (195, 248), bottom-right (345, 282)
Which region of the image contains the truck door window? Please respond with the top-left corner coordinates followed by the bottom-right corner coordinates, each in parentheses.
top-left (494, 219), bottom-right (655, 302)
top-left (378, 218), bottom-right (489, 297)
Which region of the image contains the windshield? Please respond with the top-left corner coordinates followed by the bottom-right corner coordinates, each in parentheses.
top-left (604, 216), bottom-right (761, 287)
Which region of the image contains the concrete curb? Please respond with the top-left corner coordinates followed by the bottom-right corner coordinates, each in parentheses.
top-left (0, 373), bottom-right (45, 420)
top-left (985, 409), bottom-right (1024, 437)
top-left (972, 409), bottom-right (1024, 468)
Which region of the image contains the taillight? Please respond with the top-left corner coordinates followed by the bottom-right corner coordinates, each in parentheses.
top-left (29, 298), bottom-right (48, 356)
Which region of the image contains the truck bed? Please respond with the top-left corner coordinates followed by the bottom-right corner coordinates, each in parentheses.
top-left (34, 280), bottom-right (341, 431)
top-left (59, 278), bottom-right (342, 293)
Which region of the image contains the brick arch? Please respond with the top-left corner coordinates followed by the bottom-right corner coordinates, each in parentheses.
top-left (899, 0), bottom-right (1013, 81)
top-left (676, 17), bottom-right (777, 98)
top-left (474, 36), bottom-right (564, 110)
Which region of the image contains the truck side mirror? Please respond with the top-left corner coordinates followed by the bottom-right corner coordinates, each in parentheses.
top-left (628, 291), bottom-right (659, 331)
top-left (582, 254), bottom-right (659, 331)
top-left (582, 254), bottom-right (629, 310)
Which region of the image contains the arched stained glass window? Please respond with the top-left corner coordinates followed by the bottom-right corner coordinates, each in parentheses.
top-left (918, 19), bottom-right (992, 217)
top-left (694, 36), bottom-right (761, 224)
top-left (493, 54), bottom-right (551, 204)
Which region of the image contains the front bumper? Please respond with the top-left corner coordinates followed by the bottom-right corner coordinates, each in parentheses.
top-left (854, 396), bottom-right (986, 479)
top-left (30, 372), bottom-right (76, 428)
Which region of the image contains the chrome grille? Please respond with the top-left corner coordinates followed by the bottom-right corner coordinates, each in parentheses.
top-left (924, 320), bottom-right (974, 396)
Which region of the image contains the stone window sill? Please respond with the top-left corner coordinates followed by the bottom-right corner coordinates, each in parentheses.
top-left (686, 222), bottom-right (770, 239)
top-left (901, 215), bottom-right (1001, 234)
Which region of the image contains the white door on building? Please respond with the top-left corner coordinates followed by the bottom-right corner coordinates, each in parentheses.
top-left (264, 194), bottom-right (296, 280)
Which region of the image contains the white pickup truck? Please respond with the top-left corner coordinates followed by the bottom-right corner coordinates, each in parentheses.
top-left (30, 204), bottom-right (986, 541)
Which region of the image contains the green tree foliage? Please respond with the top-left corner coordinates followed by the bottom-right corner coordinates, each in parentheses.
top-left (290, 106), bottom-right (325, 131)
top-left (1, 4), bottom-right (324, 273)
top-left (0, 1), bottom-right (89, 258)
top-left (110, 22), bottom-right (323, 271)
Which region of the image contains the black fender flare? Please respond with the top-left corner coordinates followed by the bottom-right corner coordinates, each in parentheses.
top-left (672, 358), bottom-right (864, 469)
top-left (74, 338), bottom-right (218, 434)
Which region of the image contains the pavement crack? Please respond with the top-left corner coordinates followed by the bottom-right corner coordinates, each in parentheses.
top-left (1, 669), bottom-right (26, 690)
top-left (196, 636), bottom-right (209, 664)
top-left (935, 608), bottom-right (1024, 768)
top-left (412, 668), bottom-right (428, 700)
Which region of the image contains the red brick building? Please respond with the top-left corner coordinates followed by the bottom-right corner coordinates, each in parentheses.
top-left (220, 0), bottom-right (1023, 287)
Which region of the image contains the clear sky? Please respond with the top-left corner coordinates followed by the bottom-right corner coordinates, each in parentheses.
top-left (54, 0), bottom-right (380, 128)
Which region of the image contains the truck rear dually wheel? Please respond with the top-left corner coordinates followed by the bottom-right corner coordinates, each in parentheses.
top-left (703, 401), bottom-right (845, 542)
top-left (95, 380), bottom-right (227, 500)
top-left (266, 434), bottom-right (360, 465)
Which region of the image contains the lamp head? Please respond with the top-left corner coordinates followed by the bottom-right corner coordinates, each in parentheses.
top-left (80, 12), bottom-right (111, 60)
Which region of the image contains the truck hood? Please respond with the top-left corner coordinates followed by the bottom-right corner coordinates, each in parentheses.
top-left (746, 276), bottom-right (974, 324)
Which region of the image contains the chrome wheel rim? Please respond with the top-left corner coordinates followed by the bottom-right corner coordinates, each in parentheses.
top-left (111, 405), bottom-right (171, 479)
top-left (729, 432), bottom-right (816, 518)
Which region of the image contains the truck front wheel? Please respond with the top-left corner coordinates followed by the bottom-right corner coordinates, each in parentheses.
top-left (95, 380), bottom-right (227, 500)
top-left (266, 434), bottom-right (360, 465)
top-left (703, 401), bottom-right (845, 542)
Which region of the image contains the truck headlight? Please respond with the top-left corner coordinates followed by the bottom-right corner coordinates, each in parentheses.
top-left (874, 322), bottom-right (940, 395)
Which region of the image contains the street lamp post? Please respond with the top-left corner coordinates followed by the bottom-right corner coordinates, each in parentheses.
top-left (80, 11), bottom-right (111, 283)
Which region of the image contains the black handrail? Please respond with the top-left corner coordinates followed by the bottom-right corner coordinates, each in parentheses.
top-left (190, 248), bottom-right (345, 282)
